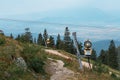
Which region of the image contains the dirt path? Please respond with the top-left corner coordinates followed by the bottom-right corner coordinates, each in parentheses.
top-left (45, 49), bottom-right (92, 69)
top-left (45, 49), bottom-right (71, 59)
top-left (45, 49), bottom-right (93, 80)
top-left (45, 58), bottom-right (76, 80)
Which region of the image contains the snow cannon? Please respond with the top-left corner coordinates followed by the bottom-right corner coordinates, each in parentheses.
top-left (84, 40), bottom-right (92, 56)
top-left (46, 38), bottom-right (50, 44)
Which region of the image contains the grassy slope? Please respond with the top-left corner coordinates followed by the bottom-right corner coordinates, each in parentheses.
top-left (0, 34), bottom-right (120, 80)
top-left (0, 35), bottom-right (36, 80)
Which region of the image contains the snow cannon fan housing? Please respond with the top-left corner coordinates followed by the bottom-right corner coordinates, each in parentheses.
top-left (84, 40), bottom-right (92, 49)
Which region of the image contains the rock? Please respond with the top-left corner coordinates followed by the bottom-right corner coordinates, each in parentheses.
top-left (4, 71), bottom-right (11, 78)
top-left (15, 57), bottom-right (27, 70)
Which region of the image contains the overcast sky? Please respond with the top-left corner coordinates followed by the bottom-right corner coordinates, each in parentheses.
top-left (0, 0), bottom-right (120, 25)
top-left (0, 0), bottom-right (120, 41)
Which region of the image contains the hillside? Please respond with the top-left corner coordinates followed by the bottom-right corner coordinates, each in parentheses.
top-left (0, 34), bottom-right (120, 80)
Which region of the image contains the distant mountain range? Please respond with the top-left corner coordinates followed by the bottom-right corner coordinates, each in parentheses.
top-left (93, 40), bottom-right (120, 56)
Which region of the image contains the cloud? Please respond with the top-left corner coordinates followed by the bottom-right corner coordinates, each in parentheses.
top-left (0, 0), bottom-right (120, 16)
top-left (96, 0), bottom-right (120, 12)
top-left (0, 0), bottom-right (120, 26)
top-left (0, 0), bottom-right (91, 16)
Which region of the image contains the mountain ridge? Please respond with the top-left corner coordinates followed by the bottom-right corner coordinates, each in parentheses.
top-left (93, 40), bottom-right (120, 56)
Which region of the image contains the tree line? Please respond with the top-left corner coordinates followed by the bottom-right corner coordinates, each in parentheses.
top-left (98, 40), bottom-right (119, 70)
top-left (9, 27), bottom-right (119, 70)
top-left (14, 27), bottom-right (82, 55)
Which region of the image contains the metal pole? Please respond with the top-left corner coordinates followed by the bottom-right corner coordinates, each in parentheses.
top-left (72, 32), bottom-right (83, 70)
top-left (88, 56), bottom-right (91, 69)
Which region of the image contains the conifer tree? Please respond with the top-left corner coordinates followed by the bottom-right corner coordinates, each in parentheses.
top-left (43, 29), bottom-right (48, 41)
top-left (16, 28), bottom-right (33, 43)
top-left (108, 40), bottom-right (118, 69)
top-left (43, 29), bottom-right (48, 46)
top-left (56, 34), bottom-right (61, 49)
top-left (10, 33), bottom-right (13, 39)
top-left (69, 40), bottom-right (76, 54)
top-left (15, 34), bottom-right (21, 41)
top-left (63, 27), bottom-right (72, 53)
top-left (64, 27), bottom-right (71, 43)
top-left (33, 37), bottom-right (37, 44)
top-left (91, 49), bottom-right (97, 61)
top-left (48, 36), bottom-right (55, 48)
top-left (62, 27), bottom-right (76, 54)
top-left (117, 46), bottom-right (120, 70)
top-left (98, 49), bottom-right (108, 65)
top-left (23, 28), bottom-right (33, 43)
top-left (37, 33), bottom-right (43, 45)
top-left (58, 40), bottom-right (64, 50)
top-left (78, 42), bottom-right (84, 55)
top-left (0, 30), bottom-right (4, 35)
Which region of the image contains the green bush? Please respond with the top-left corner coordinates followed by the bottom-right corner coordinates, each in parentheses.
top-left (7, 64), bottom-right (25, 79)
top-left (0, 62), bottom-right (26, 80)
top-left (93, 61), bottom-right (109, 74)
top-left (21, 44), bottom-right (47, 74)
top-left (110, 73), bottom-right (120, 80)
top-left (28, 57), bottom-right (45, 73)
top-left (111, 73), bottom-right (116, 78)
top-left (5, 63), bottom-right (35, 80)
top-left (0, 37), bottom-right (5, 45)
